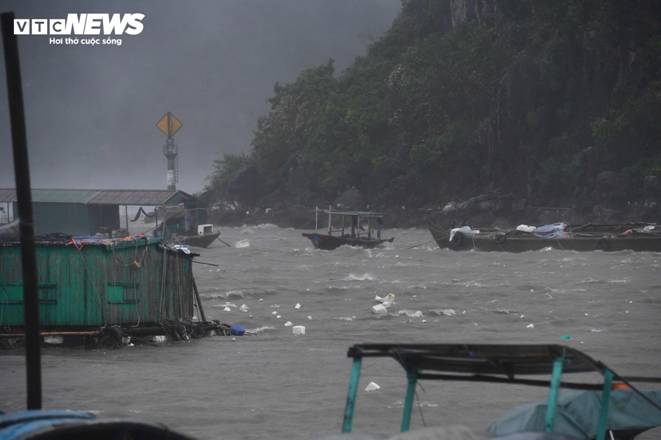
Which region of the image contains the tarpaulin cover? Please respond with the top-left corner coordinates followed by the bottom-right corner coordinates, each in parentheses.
top-left (488, 390), bottom-right (661, 439)
top-left (533, 223), bottom-right (567, 239)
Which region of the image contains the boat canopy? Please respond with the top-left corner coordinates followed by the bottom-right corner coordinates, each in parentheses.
top-left (320, 210), bottom-right (384, 218)
top-left (348, 344), bottom-right (599, 379)
top-left (341, 343), bottom-right (661, 439)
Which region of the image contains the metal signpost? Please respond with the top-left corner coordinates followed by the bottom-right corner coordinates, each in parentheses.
top-left (156, 112), bottom-right (183, 191)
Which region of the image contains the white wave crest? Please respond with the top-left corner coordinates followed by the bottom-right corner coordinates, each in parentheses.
top-left (343, 273), bottom-right (376, 281)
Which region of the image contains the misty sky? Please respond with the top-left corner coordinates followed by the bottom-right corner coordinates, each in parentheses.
top-left (0, 0), bottom-right (400, 193)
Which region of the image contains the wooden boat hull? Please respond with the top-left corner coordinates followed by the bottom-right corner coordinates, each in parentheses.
top-left (302, 233), bottom-right (394, 250)
top-left (173, 232), bottom-right (220, 248)
top-left (429, 223), bottom-right (661, 252)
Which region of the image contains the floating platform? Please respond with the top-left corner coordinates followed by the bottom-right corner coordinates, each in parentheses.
top-left (0, 235), bottom-right (228, 346)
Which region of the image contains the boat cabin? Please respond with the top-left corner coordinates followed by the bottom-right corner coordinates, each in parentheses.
top-left (316, 207), bottom-right (385, 240)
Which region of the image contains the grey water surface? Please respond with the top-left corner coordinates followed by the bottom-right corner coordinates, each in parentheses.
top-left (1, 225), bottom-right (660, 440)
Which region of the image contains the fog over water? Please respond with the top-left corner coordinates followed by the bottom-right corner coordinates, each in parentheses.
top-left (2, 226), bottom-right (660, 439)
top-left (0, 1), bottom-right (400, 192)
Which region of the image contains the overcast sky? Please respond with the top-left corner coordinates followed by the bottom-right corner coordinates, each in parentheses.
top-left (0, 0), bottom-right (400, 193)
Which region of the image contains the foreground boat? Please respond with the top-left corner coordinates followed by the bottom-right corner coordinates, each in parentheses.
top-left (340, 343), bottom-right (661, 439)
top-left (429, 222), bottom-right (661, 252)
top-left (303, 208), bottom-right (394, 250)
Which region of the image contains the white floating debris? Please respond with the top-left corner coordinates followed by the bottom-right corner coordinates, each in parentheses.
top-left (364, 381), bottom-right (381, 392)
top-left (284, 321), bottom-right (293, 327)
top-left (271, 311), bottom-right (277, 315)
top-left (374, 293), bottom-right (395, 307)
top-left (307, 315), bottom-right (312, 320)
top-left (276, 315), bottom-right (282, 319)
top-left (259, 298), bottom-right (264, 302)
top-left (294, 303), bottom-right (302, 310)
top-left (239, 304), bottom-right (249, 312)
top-left (435, 308), bottom-right (456, 317)
top-left (223, 306), bottom-right (232, 312)
top-left (372, 304), bottom-right (388, 315)
top-left (152, 335), bottom-right (167, 343)
top-left (292, 325), bottom-right (306, 336)
top-left (235, 239), bottom-right (250, 248)
top-left (526, 323), bottom-right (535, 329)
top-left (422, 319), bottom-right (427, 323)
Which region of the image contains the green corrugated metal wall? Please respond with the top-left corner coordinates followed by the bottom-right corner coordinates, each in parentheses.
top-left (0, 239), bottom-right (194, 328)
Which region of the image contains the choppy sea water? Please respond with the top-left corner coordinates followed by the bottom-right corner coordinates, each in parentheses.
top-left (1, 225), bottom-right (660, 439)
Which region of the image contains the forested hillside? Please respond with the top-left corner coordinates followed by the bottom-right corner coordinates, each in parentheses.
top-left (204, 0), bottom-right (661, 219)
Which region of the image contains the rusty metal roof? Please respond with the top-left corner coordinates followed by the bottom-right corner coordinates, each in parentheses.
top-left (0, 189), bottom-right (192, 206)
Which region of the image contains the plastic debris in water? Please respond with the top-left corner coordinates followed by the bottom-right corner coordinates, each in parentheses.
top-left (223, 306), bottom-right (232, 312)
top-left (294, 303), bottom-right (302, 310)
top-left (398, 310), bottom-right (423, 318)
top-left (284, 321), bottom-right (293, 327)
top-left (365, 381), bottom-right (381, 392)
top-left (292, 325), bottom-right (306, 336)
top-left (372, 303), bottom-right (388, 315)
top-left (374, 293), bottom-right (395, 307)
top-left (239, 304), bottom-right (249, 312)
top-left (307, 315), bottom-right (312, 320)
top-left (235, 239), bottom-right (250, 248)
top-left (230, 324), bottom-right (245, 336)
top-left (526, 323), bottom-right (535, 329)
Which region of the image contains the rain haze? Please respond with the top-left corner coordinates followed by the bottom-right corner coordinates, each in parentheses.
top-left (1, 2), bottom-right (660, 440)
top-left (0, 0), bottom-right (401, 192)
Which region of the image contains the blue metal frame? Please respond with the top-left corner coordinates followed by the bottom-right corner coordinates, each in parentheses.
top-left (342, 357), bottom-right (363, 433)
top-left (544, 356), bottom-right (565, 432)
top-left (401, 370), bottom-right (418, 432)
top-left (596, 368), bottom-right (614, 440)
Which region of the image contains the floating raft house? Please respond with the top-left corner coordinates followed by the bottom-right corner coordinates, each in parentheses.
top-left (0, 235), bottom-right (208, 341)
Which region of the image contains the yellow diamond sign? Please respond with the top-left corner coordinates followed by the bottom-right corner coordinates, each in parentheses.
top-left (156, 112), bottom-right (182, 137)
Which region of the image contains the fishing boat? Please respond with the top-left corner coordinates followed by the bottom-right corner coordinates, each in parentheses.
top-left (340, 343), bottom-right (661, 439)
top-left (136, 205), bottom-right (221, 248)
top-left (428, 222), bottom-right (661, 252)
top-left (302, 207), bottom-right (394, 250)
top-left (170, 223), bottom-right (221, 248)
